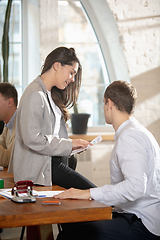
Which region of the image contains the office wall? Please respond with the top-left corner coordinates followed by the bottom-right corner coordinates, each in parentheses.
top-left (106, 0), bottom-right (160, 144)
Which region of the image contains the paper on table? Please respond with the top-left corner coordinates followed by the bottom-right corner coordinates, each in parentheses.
top-left (0, 188), bottom-right (64, 199)
top-left (35, 190), bottom-right (64, 197)
top-left (0, 188), bottom-right (13, 199)
top-left (70, 135), bottom-right (102, 156)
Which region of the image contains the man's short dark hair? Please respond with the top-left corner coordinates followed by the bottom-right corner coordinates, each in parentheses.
top-left (104, 80), bottom-right (137, 115)
top-left (0, 82), bottom-right (18, 107)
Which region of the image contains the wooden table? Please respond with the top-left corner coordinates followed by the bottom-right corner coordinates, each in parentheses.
top-left (0, 169), bottom-right (112, 239)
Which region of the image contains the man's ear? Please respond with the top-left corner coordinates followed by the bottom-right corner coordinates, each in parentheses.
top-left (107, 99), bottom-right (113, 109)
top-left (8, 98), bottom-right (14, 107)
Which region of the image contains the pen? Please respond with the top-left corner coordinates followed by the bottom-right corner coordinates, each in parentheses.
top-left (0, 194), bottom-right (7, 199)
top-left (34, 195), bottom-right (47, 198)
top-left (38, 195), bottom-right (47, 198)
top-left (42, 200), bottom-right (61, 205)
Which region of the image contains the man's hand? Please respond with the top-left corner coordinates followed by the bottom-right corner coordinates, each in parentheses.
top-left (53, 188), bottom-right (91, 200)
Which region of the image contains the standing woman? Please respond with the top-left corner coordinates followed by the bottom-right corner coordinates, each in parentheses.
top-left (8, 47), bottom-right (96, 189)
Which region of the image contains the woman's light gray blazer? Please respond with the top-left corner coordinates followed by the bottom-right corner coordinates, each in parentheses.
top-left (8, 76), bottom-right (72, 186)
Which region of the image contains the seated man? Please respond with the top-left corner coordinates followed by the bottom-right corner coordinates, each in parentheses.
top-left (0, 83), bottom-right (18, 167)
top-left (54, 80), bottom-right (160, 240)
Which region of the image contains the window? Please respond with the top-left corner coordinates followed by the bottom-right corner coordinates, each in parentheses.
top-left (58, 0), bottom-right (110, 127)
top-left (0, 0), bottom-right (22, 99)
top-left (0, 0), bottom-right (115, 130)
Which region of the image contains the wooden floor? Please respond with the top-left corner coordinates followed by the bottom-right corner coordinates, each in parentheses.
top-left (0, 227), bottom-right (26, 240)
top-left (0, 225), bottom-right (59, 240)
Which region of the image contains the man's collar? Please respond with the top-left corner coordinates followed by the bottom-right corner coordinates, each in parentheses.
top-left (5, 109), bottom-right (17, 130)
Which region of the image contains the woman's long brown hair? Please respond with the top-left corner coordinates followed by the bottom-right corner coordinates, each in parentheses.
top-left (41, 47), bottom-right (82, 122)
